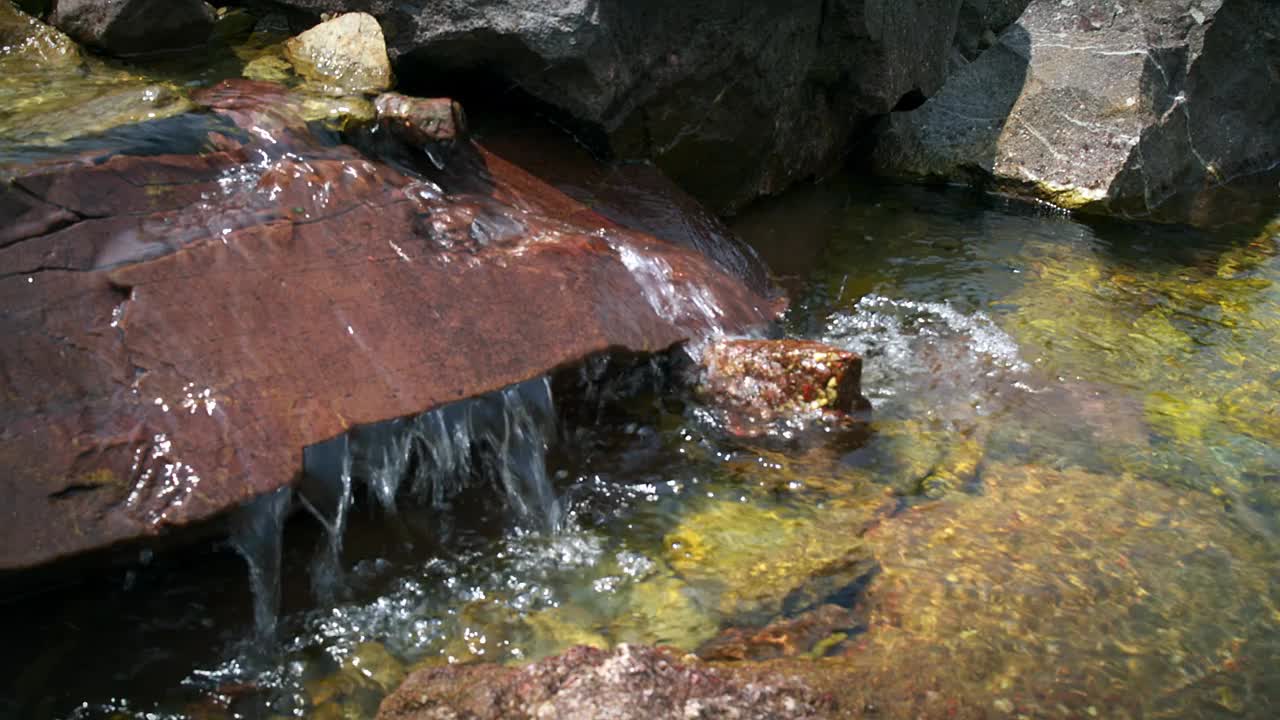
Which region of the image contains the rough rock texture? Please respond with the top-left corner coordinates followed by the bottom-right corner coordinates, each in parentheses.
top-left (377, 644), bottom-right (829, 720)
top-left (0, 80), bottom-right (775, 572)
top-left (49, 0), bottom-right (216, 55)
top-left (375, 93), bottom-right (465, 144)
top-left (257, 0), bottom-right (1029, 214)
top-left (695, 339), bottom-right (871, 437)
top-left (873, 0), bottom-right (1280, 227)
top-left (284, 11), bottom-right (392, 94)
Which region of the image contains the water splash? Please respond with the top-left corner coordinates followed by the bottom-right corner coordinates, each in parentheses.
top-left (822, 293), bottom-right (1030, 412)
top-left (229, 487), bottom-right (293, 644)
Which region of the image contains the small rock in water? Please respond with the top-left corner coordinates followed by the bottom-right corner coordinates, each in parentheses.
top-left (375, 93), bottom-right (466, 145)
top-left (695, 338), bottom-right (871, 438)
top-left (285, 12), bottom-right (392, 95)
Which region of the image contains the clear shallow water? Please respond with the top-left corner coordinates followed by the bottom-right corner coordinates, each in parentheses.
top-left (3, 173), bottom-right (1277, 719)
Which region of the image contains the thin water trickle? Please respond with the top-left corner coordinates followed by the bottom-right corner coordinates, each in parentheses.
top-left (228, 486), bottom-right (293, 645)
top-left (610, 236), bottom-right (731, 354)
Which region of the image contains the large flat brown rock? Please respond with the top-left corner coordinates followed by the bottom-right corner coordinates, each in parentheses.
top-left (0, 81), bottom-right (774, 572)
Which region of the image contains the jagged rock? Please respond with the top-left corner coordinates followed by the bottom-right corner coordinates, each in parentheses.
top-left (285, 12), bottom-right (392, 94)
top-left (873, 0), bottom-right (1280, 227)
top-left (0, 80), bottom-right (774, 573)
top-left (377, 644), bottom-right (829, 720)
top-left (257, 0), bottom-right (1029, 214)
top-left (695, 339), bottom-right (870, 438)
top-left (49, 0), bottom-right (216, 56)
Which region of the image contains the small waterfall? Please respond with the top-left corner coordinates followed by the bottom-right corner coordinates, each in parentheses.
top-left (299, 436), bottom-right (353, 603)
top-left (301, 376), bottom-right (563, 538)
top-left (400, 376), bottom-right (562, 531)
top-left (610, 237), bottom-right (728, 352)
top-left (229, 487), bottom-right (293, 643)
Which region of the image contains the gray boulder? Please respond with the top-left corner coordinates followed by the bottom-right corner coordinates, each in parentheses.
top-left (255, 0), bottom-right (1029, 214)
top-left (872, 0), bottom-right (1280, 227)
top-left (49, 0), bottom-right (216, 55)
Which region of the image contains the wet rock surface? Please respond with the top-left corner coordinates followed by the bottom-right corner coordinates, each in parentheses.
top-left (1, 1), bottom-right (80, 67)
top-left (695, 338), bottom-right (871, 438)
top-left (375, 93), bottom-right (465, 145)
top-left (377, 644), bottom-right (829, 720)
top-left (261, 0), bottom-right (1027, 213)
top-left (49, 0), bottom-right (217, 56)
top-left (873, 0), bottom-right (1280, 227)
top-left (0, 80), bottom-right (775, 573)
top-left (284, 11), bottom-right (392, 95)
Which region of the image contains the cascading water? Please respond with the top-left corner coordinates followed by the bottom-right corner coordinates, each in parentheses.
top-left (610, 236), bottom-right (732, 356)
top-left (223, 376), bottom-right (563, 643)
top-left (299, 436), bottom-right (354, 604)
top-left (228, 486), bottom-right (293, 645)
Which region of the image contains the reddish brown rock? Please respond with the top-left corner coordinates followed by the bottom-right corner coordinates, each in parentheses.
top-left (695, 339), bottom-right (871, 438)
top-left (697, 604), bottom-right (860, 663)
top-left (377, 644), bottom-right (828, 720)
top-left (0, 80), bottom-right (775, 572)
top-left (375, 93), bottom-right (466, 145)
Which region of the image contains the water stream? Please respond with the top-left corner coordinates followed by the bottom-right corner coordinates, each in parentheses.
top-left (1, 24), bottom-right (1278, 712)
top-left (4, 173), bottom-right (1275, 718)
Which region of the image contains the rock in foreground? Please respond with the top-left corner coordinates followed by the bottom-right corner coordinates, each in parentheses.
top-left (873, 0), bottom-right (1280, 226)
top-left (0, 80), bottom-right (774, 573)
top-left (377, 644), bottom-right (828, 720)
top-left (695, 339), bottom-right (870, 437)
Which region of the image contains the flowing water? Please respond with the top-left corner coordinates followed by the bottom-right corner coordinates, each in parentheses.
top-left (4, 172), bottom-right (1275, 719)
top-left (2, 26), bottom-right (1279, 716)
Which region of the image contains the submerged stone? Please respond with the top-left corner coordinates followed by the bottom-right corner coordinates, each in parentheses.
top-left (0, 80), bottom-right (774, 574)
top-left (285, 12), bottom-right (392, 95)
top-left (0, 1), bottom-right (81, 68)
top-left (377, 644), bottom-right (828, 720)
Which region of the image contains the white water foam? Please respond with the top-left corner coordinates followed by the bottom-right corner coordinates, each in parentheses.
top-left (822, 293), bottom-right (1030, 413)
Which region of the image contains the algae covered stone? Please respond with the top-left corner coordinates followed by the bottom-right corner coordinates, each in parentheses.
top-left (285, 12), bottom-right (392, 95)
top-left (1, 1), bottom-right (81, 68)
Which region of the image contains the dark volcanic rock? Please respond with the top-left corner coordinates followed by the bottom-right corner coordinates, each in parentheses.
top-left (873, 0), bottom-right (1280, 227)
top-left (377, 644), bottom-right (829, 720)
top-left (258, 0), bottom-right (1029, 214)
top-left (49, 0), bottom-right (216, 55)
top-left (0, 80), bottom-right (775, 572)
